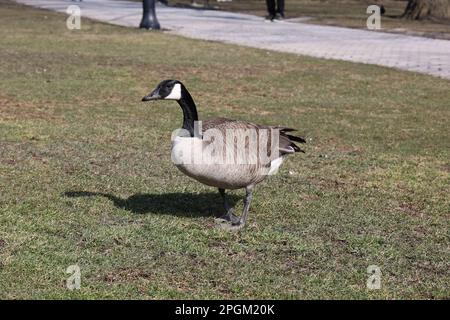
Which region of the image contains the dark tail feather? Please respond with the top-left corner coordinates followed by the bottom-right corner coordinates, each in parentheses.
top-left (277, 127), bottom-right (306, 154)
top-left (286, 134), bottom-right (306, 153)
top-left (278, 127), bottom-right (306, 144)
top-left (290, 143), bottom-right (305, 153)
top-left (286, 134), bottom-right (306, 144)
top-left (279, 127), bottom-right (296, 133)
top-left (292, 143), bottom-right (305, 153)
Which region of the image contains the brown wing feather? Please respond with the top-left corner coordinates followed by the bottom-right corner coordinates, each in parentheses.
top-left (202, 118), bottom-right (305, 156)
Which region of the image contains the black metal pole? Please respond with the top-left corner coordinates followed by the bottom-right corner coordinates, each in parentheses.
top-left (139, 0), bottom-right (160, 30)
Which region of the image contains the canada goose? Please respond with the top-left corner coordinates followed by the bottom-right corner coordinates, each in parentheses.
top-left (142, 79), bottom-right (305, 230)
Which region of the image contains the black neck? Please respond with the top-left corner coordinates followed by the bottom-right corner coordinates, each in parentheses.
top-left (177, 85), bottom-right (199, 137)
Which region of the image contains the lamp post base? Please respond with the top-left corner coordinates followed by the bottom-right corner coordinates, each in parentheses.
top-left (139, 0), bottom-right (161, 30)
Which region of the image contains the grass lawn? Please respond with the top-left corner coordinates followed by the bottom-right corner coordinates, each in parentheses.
top-left (0, 0), bottom-right (449, 299)
top-left (166, 0), bottom-right (450, 40)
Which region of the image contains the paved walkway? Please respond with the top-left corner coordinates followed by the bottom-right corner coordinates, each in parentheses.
top-left (15, 0), bottom-right (450, 80)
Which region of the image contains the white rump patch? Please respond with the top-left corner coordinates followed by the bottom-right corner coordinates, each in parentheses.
top-left (268, 157), bottom-right (284, 175)
top-left (165, 83), bottom-right (182, 100)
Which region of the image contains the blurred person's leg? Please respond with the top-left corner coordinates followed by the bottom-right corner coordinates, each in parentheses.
top-left (266, 0), bottom-right (276, 19)
top-left (276, 0), bottom-right (285, 17)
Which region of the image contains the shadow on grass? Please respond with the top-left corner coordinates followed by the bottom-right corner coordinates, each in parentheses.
top-left (63, 191), bottom-right (239, 218)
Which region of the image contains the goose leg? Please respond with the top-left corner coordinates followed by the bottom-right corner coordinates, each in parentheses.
top-left (232, 185), bottom-right (254, 229)
top-left (217, 188), bottom-right (240, 224)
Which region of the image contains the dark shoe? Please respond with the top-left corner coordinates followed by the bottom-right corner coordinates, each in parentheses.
top-left (265, 14), bottom-right (274, 22)
top-left (273, 13), bottom-right (284, 21)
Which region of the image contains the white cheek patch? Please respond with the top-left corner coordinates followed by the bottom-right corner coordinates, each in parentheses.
top-left (165, 83), bottom-right (182, 100)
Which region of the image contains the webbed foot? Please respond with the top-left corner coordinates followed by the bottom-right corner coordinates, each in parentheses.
top-left (215, 220), bottom-right (244, 231)
top-left (215, 212), bottom-right (240, 224)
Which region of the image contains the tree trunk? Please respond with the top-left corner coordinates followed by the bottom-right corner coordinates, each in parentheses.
top-left (402, 0), bottom-right (450, 19)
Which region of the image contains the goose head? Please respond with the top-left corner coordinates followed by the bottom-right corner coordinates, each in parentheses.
top-left (142, 79), bottom-right (182, 101)
top-left (141, 79), bottom-right (199, 137)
